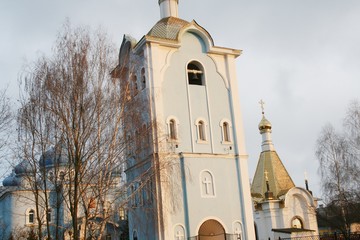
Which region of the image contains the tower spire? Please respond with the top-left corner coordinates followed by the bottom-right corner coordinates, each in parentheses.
top-left (159, 0), bottom-right (179, 19)
top-left (251, 101), bottom-right (295, 200)
top-left (258, 100), bottom-right (274, 151)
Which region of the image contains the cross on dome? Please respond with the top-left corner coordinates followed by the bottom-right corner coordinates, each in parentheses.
top-left (264, 170), bottom-right (269, 182)
top-left (258, 99), bottom-right (272, 133)
top-left (259, 99), bottom-right (265, 115)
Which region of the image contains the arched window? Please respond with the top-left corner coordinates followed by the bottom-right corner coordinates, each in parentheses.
top-left (28, 209), bottom-right (35, 224)
top-left (119, 207), bottom-right (126, 220)
top-left (46, 209), bottom-right (52, 223)
top-left (187, 62), bottom-right (204, 85)
top-left (133, 230), bottom-right (138, 240)
top-left (198, 121), bottom-right (206, 141)
top-left (132, 75), bottom-right (138, 95)
top-left (167, 116), bottom-right (179, 141)
top-left (223, 122), bottom-right (230, 142)
top-left (291, 217), bottom-right (303, 229)
top-left (146, 179), bottom-right (154, 204)
top-left (220, 119), bottom-right (232, 144)
top-left (48, 171), bottom-right (54, 181)
top-left (59, 171), bottom-right (65, 181)
top-left (195, 118), bottom-right (208, 142)
top-left (141, 68), bottom-right (146, 89)
top-left (169, 119), bottom-right (177, 140)
top-left (131, 185), bottom-right (136, 207)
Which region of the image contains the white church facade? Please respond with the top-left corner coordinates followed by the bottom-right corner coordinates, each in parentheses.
top-left (113, 0), bottom-right (256, 239)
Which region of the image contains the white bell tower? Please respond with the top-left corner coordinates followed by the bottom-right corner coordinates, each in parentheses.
top-left (115, 1), bottom-right (256, 239)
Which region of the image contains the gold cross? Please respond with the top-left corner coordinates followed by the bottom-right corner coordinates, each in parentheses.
top-left (259, 99), bottom-right (265, 114)
top-left (264, 170), bottom-right (269, 181)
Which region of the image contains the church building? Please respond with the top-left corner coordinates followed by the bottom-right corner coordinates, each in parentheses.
top-left (113, 0), bottom-right (256, 239)
top-left (251, 104), bottom-right (319, 239)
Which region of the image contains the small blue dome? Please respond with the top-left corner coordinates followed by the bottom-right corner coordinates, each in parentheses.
top-left (3, 173), bottom-right (19, 187)
top-left (39, 147), bottom-right (69, 168)
top-left (14, 160), bottom-right (33, 175)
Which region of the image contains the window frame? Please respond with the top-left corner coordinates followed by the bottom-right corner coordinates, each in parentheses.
top-left (166, 116), bottom-right (180, 142)
top-left (198, 121), bottom-right (205, 141)
top-left (220, 119), bottom-right (233, 144)
top-left (291, 216), bottom-right (304, 229)
top-left (46, 209), bottom-right (52, 223)
top-left (131, 74), bottom-right (138, 95)
top-left (141, 68), bottom-right (146, 90)
top-left (195, 118), bottom-right (208, 143)
top-left (119, 207), bottom-right (127, 220)
top-left (26, 209), bottom-right (35, 225)
top-left (169, 119), bottom-right (177, 140)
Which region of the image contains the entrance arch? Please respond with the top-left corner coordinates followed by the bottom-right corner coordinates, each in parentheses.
top-left (198, 219), bottom-right (226, 240)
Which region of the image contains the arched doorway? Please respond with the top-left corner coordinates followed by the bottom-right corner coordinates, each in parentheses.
top-left (198, 219), bottom-right (226, 240)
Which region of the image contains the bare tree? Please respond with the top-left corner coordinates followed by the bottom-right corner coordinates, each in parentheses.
top-left (15, 20), bottom-right (177, 240)
top-left (0, 88), bottom-right (13, 178)
top-left (343, 100), bottom-right (360, 200)
top-left (0, 88), bottom-right (12, 148)
top-left (316, 100), bottom-right (360, 235)
top-left (17, 22), bottom-right (129, 240)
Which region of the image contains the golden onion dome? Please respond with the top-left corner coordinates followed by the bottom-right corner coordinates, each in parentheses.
top-left (258, 115), bottom-right (272, 131)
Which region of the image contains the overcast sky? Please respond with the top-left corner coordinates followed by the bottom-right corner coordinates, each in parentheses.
top-left (1, 0), bottom-right (360, 198)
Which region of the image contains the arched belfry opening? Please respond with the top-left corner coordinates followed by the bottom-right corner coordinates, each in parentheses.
top-left (198, 219), bottom-right (226, 240)
top-left (187, 61), bottom-right (204, 85)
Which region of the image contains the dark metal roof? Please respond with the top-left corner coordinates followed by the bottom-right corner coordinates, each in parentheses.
top-left (272, 228), bottom-right (315, 233)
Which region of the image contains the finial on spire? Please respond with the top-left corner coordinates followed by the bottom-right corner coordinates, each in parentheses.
top-left (264, 170), bottom-right (274, 200)
top-left (159, 0), bottom-right (179, 19)
top-left (304, 171), bottom-right (313, 195)
top-left (258, 99), bottom-right (274, 151)
top-left (259, 99), bottom-right (265, 115)
top-left (264, 170), bottom-right (269, 182)
top-left (258, 99), bottom-right (272, 132)
top-left (264, 170), bottom-right (270, 191)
